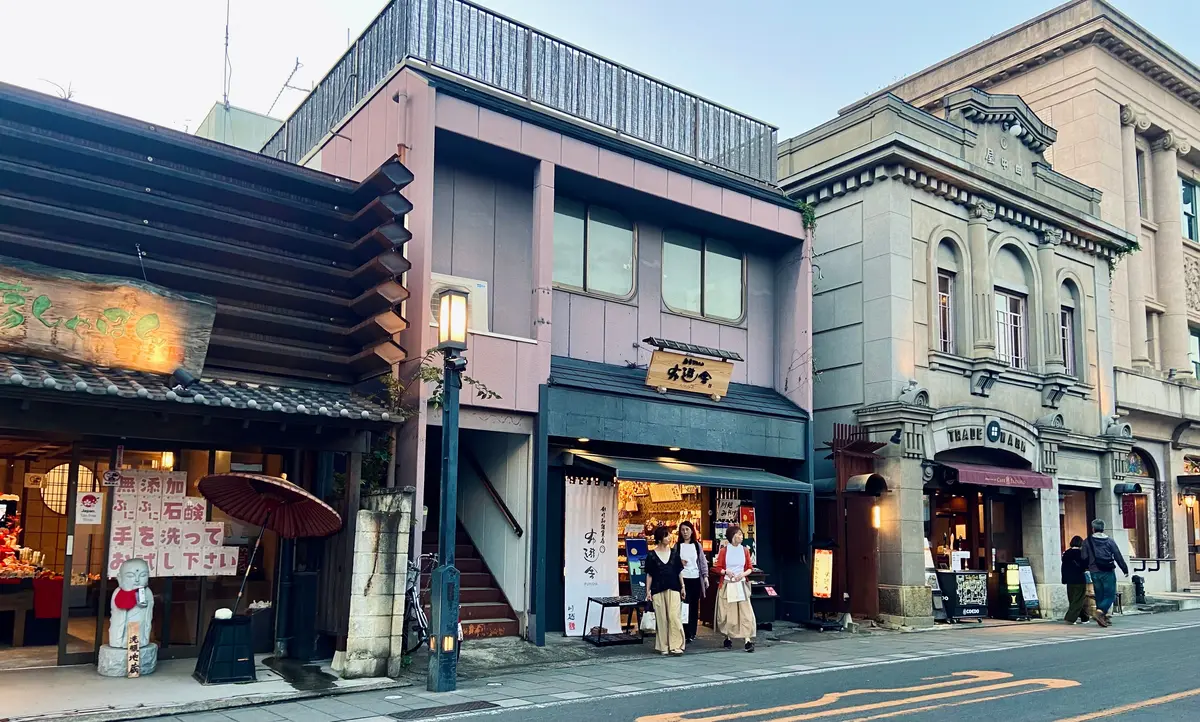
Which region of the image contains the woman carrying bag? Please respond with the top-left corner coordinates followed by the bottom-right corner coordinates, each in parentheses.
top-left (645, 526), bottom-right (686, 655)
top-left (675, 521), bottom-right (709, 643)
top-left (713, 526), bottom-right (756, 652)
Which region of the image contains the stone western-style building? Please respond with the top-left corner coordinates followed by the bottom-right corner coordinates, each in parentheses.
top-left (779, 87), bottom-right (1135, 624)
top-left (860, 0), bottom-right (1200, 599)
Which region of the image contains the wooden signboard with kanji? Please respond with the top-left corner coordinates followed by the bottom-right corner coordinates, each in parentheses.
top-left (644, 350), bottom-right (734, 400)
top-left (0, 256), bottom-right (216, 375)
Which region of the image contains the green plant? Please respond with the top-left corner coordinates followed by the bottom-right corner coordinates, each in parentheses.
top-left (327, 348), bottom-right (503, 501)
top-left (794, 200), bottom-right (817, 232)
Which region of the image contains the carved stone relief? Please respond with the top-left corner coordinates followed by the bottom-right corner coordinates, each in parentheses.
top-left (1187, 256), bottom-right (1200, 314)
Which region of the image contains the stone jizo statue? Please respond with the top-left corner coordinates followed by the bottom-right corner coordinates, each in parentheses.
top-left (108, 558), bottom-right (153, 649)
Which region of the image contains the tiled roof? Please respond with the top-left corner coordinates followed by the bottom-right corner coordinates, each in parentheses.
top-left (549, 356), bottom-right (808, 420)
top-left (0, 353), bottom-right (393, 422)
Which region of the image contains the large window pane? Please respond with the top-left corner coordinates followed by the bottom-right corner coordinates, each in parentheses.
top-left (585, 205), bottom-right (635, 297)
top-left (662, 230), bottom-right (703, 314)
top-left (553, 197), bottom-right (586, 288)
top-left (703, 238), bottom-right (744, 321)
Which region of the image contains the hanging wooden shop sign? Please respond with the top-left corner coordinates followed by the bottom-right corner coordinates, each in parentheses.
top-left (0, 257), bottom-right (216, 375)
top-left (644, 350), bottom-right (734, 400)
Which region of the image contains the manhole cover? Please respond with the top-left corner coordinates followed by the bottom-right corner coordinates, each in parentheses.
top-left (389, 701), bottom-right (500, 719)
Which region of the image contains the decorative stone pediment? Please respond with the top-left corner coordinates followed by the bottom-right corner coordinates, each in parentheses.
top-left (944, 88), bottom-right (1056, 153)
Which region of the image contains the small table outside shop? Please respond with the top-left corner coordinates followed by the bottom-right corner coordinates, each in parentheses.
top-left (582, 595), bottom-right (644, 647)
top-left (0, 588), bottom-right (32, 646)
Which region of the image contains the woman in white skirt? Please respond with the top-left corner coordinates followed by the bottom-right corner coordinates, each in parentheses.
top-left (713, 526), bottom-right (756, 652)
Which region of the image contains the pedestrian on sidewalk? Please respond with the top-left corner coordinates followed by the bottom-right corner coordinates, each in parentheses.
top-left (675, 520), bottom-right (709, 644)
top-left (1081, 519), bottom-right (1128, 628)
top-left (1061, 535), bottom-right (1091, 624)
top-left (646, 525), bottom-right (686, 656)
top-left (713, 526), bottom-right (756, 653)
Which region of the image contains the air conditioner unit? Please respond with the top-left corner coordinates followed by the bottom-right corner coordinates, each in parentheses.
top-left (429, 273), bottom-right (490, 334)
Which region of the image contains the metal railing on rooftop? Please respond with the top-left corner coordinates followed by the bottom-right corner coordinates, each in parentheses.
top-left (261, 0), bottom-right (777, 184)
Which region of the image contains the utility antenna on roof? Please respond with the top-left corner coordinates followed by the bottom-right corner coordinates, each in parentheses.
top-left (222, 0), bottom-right (232, 109)
top-left (266, 58), bottom-right (305, 117)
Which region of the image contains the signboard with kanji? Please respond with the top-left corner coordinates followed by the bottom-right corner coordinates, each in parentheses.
top-left (0, 256), bottom-right (216, 375)
top-left (106, 470), bottom-right (237, 578)
top-left (644, 350), bottom-right (734, 399)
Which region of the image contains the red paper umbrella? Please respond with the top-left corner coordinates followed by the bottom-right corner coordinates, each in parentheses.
top-left (197, 473), bottom-right (342, 539)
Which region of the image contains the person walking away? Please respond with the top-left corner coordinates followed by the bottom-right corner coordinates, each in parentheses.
top-left (645, 526), bottom-right (686, 655)
top-left (713, 526), bottom-right (757, 652)
top-left (1081, 519), bottom-right (1128, 627)
top-left (1061, 536), bottom-right (1090, 624)
top-left (675, 521), bottom-right (709, 643)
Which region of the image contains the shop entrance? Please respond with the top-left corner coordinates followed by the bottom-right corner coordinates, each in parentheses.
top-left (0, 436), bottom-right (286, 670)
top-left (1187, 501), bottom-right (1200, 584)
top-left (927, 490), bottom-right (1024, 572)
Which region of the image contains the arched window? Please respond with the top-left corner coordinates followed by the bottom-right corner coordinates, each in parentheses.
top-left (994, 245), bottom-right (1034, 370)
top-left (935, 239), bottom-right (961, 354)
top-left (1060, 280), bottom-right (1082, 377)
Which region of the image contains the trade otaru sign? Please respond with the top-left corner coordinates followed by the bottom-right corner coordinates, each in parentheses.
top-left (0, 257), bottom-right (216, 375)
top-left (944, 419), bottom-right (1030, 456)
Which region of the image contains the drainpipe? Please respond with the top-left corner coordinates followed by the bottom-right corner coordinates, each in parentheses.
top-left (274, 449), bottom-right (301, 658)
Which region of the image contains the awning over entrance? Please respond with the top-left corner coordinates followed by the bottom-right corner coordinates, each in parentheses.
top-left (941, 462), bottom-right (1052, 490)
top-left (569, 453), bottom-right (811, 494)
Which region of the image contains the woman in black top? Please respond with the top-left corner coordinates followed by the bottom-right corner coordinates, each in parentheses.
top-left (645, 526), bottom-right (685, 655)
top-left (1061, 535), bottom-right (1091, 624)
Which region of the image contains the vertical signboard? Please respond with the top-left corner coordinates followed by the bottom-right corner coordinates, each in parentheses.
top-left (563, 476), bottom-right (619, 637)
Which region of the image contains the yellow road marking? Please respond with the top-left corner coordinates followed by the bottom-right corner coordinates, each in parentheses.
top-left (842, 688), bottom-right (1045, 721)
top-left (1055, 687), bottom-right (1200, 721)
top-left (637, 671), bottom-right (1079, 722)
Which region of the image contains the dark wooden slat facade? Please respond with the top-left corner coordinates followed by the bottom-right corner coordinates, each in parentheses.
top-left (0, 82), bottom-right (413, 384)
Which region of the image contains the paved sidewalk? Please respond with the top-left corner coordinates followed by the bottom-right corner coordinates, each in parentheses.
top-left (153, 609), bottom-right (1200, 722)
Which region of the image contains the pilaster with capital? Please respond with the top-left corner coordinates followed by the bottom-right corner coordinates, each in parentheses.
top-left (1120, 105), bottom-right (1151, 367)
top-left (1038, 227), bottom-right (1065, 372)
top-left (1151, 130), bottom-right (1193, 377)
top-left (968, 200), bottom-right (997, 359)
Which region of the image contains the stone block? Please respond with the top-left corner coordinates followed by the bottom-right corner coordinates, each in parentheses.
top-left (97, 643), bottom-right (158, 677)
top-left (350, 594), bottom-right (395, 618)
top-left (346, 633), bottom-right (392, 660)
top-left (348, 614), bottom-right (394, 640)
top-left (340, 655), bottom-right (389, 679)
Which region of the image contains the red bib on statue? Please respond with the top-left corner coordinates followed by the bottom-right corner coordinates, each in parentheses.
top-left (114, 588), bottom-right (138, 611)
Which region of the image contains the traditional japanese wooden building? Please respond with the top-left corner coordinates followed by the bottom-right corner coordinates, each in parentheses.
top-left (0, 81), bottom-right (410, 671)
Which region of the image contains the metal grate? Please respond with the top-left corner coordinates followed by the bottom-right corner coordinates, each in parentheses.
top-left (262, 0), bottom-right (777, 184)
top-left (389, 700), bottom-right (500, 719)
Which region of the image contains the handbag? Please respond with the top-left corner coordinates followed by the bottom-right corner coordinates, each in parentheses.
top-left (725, 579), bottom-right (747, 603)
top-left (640, 611), bottom-right (657, 633)
top-left (680, 602), bottom-right (690, 625)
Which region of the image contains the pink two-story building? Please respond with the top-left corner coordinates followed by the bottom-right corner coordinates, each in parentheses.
top-left (265, 0), bottom-right (813, 647)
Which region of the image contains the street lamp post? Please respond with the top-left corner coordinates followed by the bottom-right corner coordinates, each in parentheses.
top-left (429, 288), bottom-right (469, 693)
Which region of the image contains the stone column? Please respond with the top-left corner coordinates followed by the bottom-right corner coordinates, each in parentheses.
top-left (969, 200), bottom-right (997, 360)
top-left (1151, 131), bottom-right (1194, 377)
top-left (1021, 480), bottom-right (1065, 618)
top-left (1038, 227), bottom-right (1065, 373)
top-left (1121, 105), bottom-right (1152, 367)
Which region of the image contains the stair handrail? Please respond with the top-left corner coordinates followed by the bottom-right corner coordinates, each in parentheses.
top-left (465, 450), bottom-right (524, 538)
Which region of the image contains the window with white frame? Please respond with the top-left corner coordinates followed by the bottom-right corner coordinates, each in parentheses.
top-left (937, 271), bottom-right (955, 354)
top-left (995, 289), bottom-right (1027, 369)
top-left (1061, 307), bottom-right (1076, 376)
top-left (552, 197), bottom-right (635, 297)
top-left (662, 229), bottom-right (745, 322)
top-left (1184, 178), bottom-right (1199, 242)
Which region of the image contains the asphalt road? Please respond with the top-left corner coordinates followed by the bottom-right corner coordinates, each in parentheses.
top-left (453, 624), bottom-right (1200, 721)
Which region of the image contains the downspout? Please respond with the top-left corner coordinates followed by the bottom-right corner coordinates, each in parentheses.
top-left (529, 383), bottom-right (550, 647)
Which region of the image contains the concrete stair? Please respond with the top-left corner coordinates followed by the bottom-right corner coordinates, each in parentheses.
top-left (1145, 592), bottom-right (1200, 611)
top-left (421, 527), bottom-right (519, 640)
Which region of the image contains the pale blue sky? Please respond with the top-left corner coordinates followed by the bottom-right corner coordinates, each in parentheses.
top-left (1, 1), bottom-right (1196, 139)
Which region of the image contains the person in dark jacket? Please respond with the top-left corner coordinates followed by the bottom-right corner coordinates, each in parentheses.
top-left (1081, 519), bottom-right (1129, 627)
top-left (1061, 536), bottom-right (1090, 624)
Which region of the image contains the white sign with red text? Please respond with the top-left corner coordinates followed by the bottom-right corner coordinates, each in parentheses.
top-left (106, 470), bottom-right (236, 578)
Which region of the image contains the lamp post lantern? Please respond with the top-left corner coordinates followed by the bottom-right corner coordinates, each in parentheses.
top-left (429, 287), bottom-right (469, 692)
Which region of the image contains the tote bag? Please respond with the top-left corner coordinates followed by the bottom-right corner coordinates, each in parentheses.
top-left (725, 580), bottom-right (747, 603)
